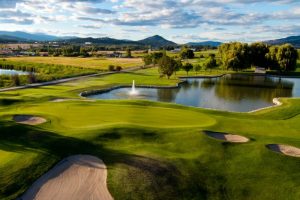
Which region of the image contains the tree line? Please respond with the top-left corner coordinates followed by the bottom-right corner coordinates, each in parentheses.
top-left (143, 50), bottom-right (217, 78)
top-left (143, 43), bottom-right (298, 79)
top-left (218, 42), bottom-right (298, 71)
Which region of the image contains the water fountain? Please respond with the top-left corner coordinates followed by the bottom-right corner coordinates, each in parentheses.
top-left (129, 80), bottom-right (138, 95)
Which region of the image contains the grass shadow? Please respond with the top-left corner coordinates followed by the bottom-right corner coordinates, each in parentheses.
top-left (0, 122), bottom-right (194, 200)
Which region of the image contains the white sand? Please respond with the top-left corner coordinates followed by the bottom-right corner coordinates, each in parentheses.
top-left (267, 144), bottom-right (300, 157)
top-left (20, 155), bottom-right (113, 200)
top-left (204, 132), bottom-right (249, 143)
top-left (13, 115), bottom-right (47, 125)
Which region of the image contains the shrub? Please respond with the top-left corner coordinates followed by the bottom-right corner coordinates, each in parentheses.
top-left (108, 65), bottom-right (115, 71)
top-left (116, 66), bottom-right (122, 71)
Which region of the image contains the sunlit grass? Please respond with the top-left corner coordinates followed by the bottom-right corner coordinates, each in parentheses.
top-left (5, 57), bottom-right (144, 70)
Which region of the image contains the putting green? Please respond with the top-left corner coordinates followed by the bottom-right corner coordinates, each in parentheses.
top-left (11, 101), bottom-right (216, 130)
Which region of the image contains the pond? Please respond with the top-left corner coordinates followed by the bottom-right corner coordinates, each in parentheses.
top-left (88, 74), bottom-right (300, 112)
top-left (0, 69), bottom-right (30, 75)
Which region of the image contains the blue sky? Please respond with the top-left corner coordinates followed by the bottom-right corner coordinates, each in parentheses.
top-left (0, 0), bottom-right (299, 43)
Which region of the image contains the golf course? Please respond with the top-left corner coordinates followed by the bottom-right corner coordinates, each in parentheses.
top-left (1, 65), bottom-right (300, 200)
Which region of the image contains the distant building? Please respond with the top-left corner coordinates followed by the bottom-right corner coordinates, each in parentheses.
top-left (39, 52), bottom-right (49, 56)
top-left (94, 51), bottom-right (123, 58)
top-left (171, 48), bottom-right (181, 53)
top-left (107, 52), bottom-right (123, 58)
top-left (0, 50), bottom-right (14, 56)
top-left (255, 67), bottom-right (266, 74)
top-left (19, 51), bottom-right (36, 56)
top-left (5, 43), bottom-right (42, 50)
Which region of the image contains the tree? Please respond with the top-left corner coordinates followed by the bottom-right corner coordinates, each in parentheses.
top-left (142, 52), bottom-right (164, 66)
top-left (143, 54), bottom-right (153, 66)
top-left (152, 52), bottom-right (164, 65)
top-left (158, 55), bottom-right (176, 79)
top-left (276, 44), bottom-right (298, 72)
top-left (174, 59), bottom-right (182, 75)
top-left (27, 72), bottom-right (36, 84)
top-left (116, 66), bottom-right (123, 71)
top-left (11, 74), bottom-right (20, 86)
top-left (108, 65), bottom-right (115, 71)
top-left (182, 63), bottom-right (193, 75)
top-left (250, 42), bottom-right (269, 68)
top-left (218, 42), bottom-right (250, 71)
top-left (265, 46), bottom-right (279, 70)
top-left (202, 56), bottom-right (217, 71)
top-left (80, 47), bottom-right (89, 57)
top-left (194, 64), bottom-right (201, 74)
top-left (266, 44), bottom-right (298, 72)
top-left (180, 46), bottom-right (194, 59)
top-left (125, 48), bottom-right (132, 58)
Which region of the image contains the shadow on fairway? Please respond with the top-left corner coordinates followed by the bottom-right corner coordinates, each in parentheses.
top-left (0, 121), bottom-right (199, 200)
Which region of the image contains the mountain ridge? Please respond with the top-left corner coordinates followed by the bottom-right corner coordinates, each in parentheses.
top-left (186, 41), bottom-right (222, 47)
top-left (265, 35), bottom-right (300, 47)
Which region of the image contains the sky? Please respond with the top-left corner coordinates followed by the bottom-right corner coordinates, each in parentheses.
top-left (0, 0), bottom-right (300, 43)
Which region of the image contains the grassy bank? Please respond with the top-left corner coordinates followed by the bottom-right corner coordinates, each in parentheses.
top-left (0, 67), bottom-right (300, 200)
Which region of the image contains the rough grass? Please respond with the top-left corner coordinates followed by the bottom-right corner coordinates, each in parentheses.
top-left (5, 57), bottom-right (144, 70)
top-left (0, 67), bottom-right (300, 200)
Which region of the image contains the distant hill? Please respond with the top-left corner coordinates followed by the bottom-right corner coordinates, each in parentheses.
top-left (0, 32), bottom-right (178, 47)
top-left (265, 35), bottom-right (300, 48)
top-left (64, 35), bottom-right (177, 47)
top-left (64, 37), bottom-right (140, 46)
top-left (0, 31), bottom-right (74, 42)
top-left (0, 35), bottom-right (24, 43)
top-left (138, 35), bottom-right (177, 47)
top-left (186, 41), bottom-right (222, 47)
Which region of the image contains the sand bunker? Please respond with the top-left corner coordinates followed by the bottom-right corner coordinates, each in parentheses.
top-left (13, 115), bottom-right (47, 125)
top-left (267, 144), bottom-right (300, 157)
top-left (20, 155), bottom-right (113, 200)
top-left (204, 131), bottom-right (249, 143)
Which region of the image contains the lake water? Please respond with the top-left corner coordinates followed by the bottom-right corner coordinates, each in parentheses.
top-left (0, 69), bottom-right (29, 75)
top-left (88, 74), bottom-right (300, 112)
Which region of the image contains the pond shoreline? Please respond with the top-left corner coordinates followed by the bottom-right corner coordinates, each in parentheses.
top-left (180, 73), bottom-right (300, 79)
top-left (79, 76), bottom-right (289, 114)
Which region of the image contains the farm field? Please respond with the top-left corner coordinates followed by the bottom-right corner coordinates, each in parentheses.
top-left (5, 57), bottom-right (144, 70)
top-left (1, 67), bottom-right (300, 200)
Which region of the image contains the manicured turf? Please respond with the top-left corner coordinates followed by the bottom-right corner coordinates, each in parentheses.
top-left (5, 57), bottom-right (144, 70)
top-left (0, 67), bottom-right (300, 200)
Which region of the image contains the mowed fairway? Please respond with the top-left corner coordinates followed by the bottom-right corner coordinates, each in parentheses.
top-left (1, 67), bottom-right (300, 200)
top-left (5, 57), bottom-right (144, 70)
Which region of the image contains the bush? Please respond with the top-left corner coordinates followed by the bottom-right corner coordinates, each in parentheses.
top-left (108, 65), bottom-right (115, 71)
top-left (116, 66), bottom-right (122, 71)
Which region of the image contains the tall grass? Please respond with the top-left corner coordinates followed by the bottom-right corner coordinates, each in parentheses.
top-left (0, 59), bottom-right (99, 87)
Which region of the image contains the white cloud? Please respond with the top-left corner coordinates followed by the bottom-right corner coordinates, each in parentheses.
top-left (0, 0), bottom-right (299, 42)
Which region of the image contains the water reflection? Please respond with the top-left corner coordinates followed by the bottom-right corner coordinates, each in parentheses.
top-left (201, 75), bottom-right (294, 102)
top-left (157, 88), bottom-right (179, 102)
top-left (89, 74), bottom-right (300, 112)
top-left (0, 69), bottom-right (29, 75)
